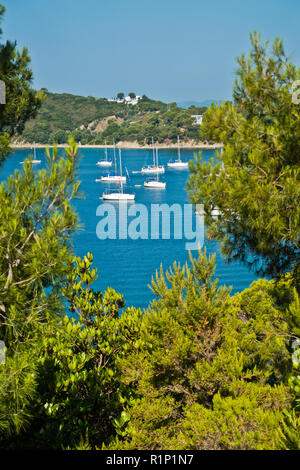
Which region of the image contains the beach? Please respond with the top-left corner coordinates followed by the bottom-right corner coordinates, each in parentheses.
top-left (11, 140), bottom-right (223, 150)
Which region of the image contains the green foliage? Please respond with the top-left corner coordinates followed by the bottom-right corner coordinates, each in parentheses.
top-left (276, 313), bottom-right (300, 449)
top-left (0, 349), bottom-right (38, 436)
top-left (178, 390), bottom-right (287, 450)
top-left (108, 250), bottom-right (296, 450)
top-left (1, 245), bottom-right (299, 450)
top-left (0, 5), bottom-right (71, 441)
top-left (13, 253), bottom-right (143, 449)
top-left (0, 132), bottom-right (10, 164)
top-left (188, 32), bottom-right (300, 279)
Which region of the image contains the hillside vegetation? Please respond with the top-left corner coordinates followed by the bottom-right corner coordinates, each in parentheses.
top-left (20, 91), bottom-right (208, 145)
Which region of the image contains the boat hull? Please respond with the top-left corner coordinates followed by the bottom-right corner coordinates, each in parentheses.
top-left (144, 181), bottom-right (166, 189)
top-left (102, 193), bottom-right (135, 200)
top-left (96, 176), bottom-right (126, 183)
top-left (167, 162), bottom-right (189, 168)
top-left (141, 166), bottom-right (165, 174)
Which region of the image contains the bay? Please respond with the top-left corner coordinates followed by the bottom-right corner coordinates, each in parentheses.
top-left (2, 146), bottom-right (259, 310)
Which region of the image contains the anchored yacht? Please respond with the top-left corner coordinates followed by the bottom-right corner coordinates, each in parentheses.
top-left (144, 148), bottom-right (166, 189)
top-left (101, 149), bottom-right (135, 200)
top-left (167, 136), bottom-right (189, 169)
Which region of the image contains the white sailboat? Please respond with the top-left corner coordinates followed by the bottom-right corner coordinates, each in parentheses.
top-left (96, 140), bottom-right (126, 183)
top-left (20, 142), bottom-right (41, 164)
top-left (141, 138), bottom-right (165, 174)
top-left (144, 148), bottom-right (166, 189)
top-left (102, 149), bottom-right (135, 200)
top-left (167, 136), bottom-right (189, 169)
top-left (99, 174), bottom-right (126, 183)
top-left (96, 140), bottom-right (113, 167)
top-left (141, 165), bottom-right (165, 175)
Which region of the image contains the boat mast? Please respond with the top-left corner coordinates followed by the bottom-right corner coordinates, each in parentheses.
top-left (177, 135), bottom-right (181, 162)
top-left (113, 139), bottom-right (117, 173)
top-left (119, 148), bottom-right (123, 193)
top-left (152, 137), bottom-right (155, 166)
top-left (105, 139), bottom-right (108, 161)
top-left (156, 147), bottom-right (159, 181)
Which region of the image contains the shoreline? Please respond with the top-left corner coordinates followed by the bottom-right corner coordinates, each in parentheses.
top-left (11, 141), bottom-right (223, 150)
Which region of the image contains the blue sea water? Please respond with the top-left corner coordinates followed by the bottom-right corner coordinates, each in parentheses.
top-left (1, 147), bottom-right (259, 310)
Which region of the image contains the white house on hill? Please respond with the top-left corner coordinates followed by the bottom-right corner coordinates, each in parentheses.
top-left (108, 95), bottom-right (142, 105)
top-left (192, 114), bottom-right (203, 125)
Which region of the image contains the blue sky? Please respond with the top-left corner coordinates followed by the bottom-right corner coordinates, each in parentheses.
top-left (3, 0), bottom-right (300, 103)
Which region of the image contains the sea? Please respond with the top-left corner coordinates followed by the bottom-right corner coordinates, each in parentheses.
top-left (1, 146), bottom-right (259, 310)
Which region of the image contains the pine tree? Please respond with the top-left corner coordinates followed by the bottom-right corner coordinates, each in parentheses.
top-left (109, 250), bottom-right (297, 450)
top-left (0, 4), bottom-right (44, 165)
top-left (12, 254), bottom-right (142, 449)
top-left (188, 32), bottom-right (300, 280)
top-left (0, 138), bottom-right (80, 439)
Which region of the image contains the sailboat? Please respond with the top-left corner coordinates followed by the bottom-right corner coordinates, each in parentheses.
top-left (96, 140), bottom-right (113, 167)
top-left (144, 148), bottom-right (166, 189)
top-left (102, 149), bottom-right (135, 200)
top-left (96, 140), bottom-right (126, 183)
top-left (167, 136), bottom-right (189, 168)
top-left (20, 142), bottom-right (41, 164)
top-left (141, 138), bottom-right (165, 174)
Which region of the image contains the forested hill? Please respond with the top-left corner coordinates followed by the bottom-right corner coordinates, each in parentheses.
top-left (19, 91), bottom-right (208, 145)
